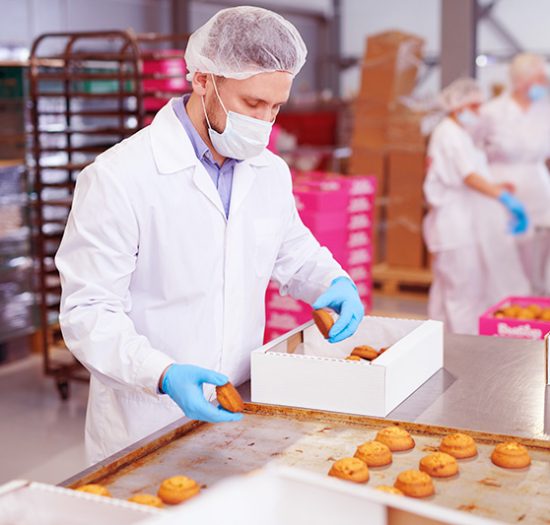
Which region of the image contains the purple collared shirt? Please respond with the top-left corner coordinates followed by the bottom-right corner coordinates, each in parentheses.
top-left (172, 95), bottom-right (237, 218)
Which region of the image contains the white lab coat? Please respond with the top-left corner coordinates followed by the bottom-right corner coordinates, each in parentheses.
top-left (479, 93), bottom-right (550, 292)
top-left (423, 117), bottom-right (529, 334)
top-left (55, 100), bottom-right (347, 464)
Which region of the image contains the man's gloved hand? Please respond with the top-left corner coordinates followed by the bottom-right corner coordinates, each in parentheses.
top-left (161, 364), bottom-right (243, 423)
top-left (499, 191), bottom-right (529, 235)
top-left (312, 277), bottom-right (364, 343)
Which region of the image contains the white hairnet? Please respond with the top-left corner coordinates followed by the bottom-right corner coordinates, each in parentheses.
top-left (510, 53), bottom-right (546, 87)
top-left (439, 78), bottom-right (484, 112)
top-left (185, 6), bottom-right (307, 81)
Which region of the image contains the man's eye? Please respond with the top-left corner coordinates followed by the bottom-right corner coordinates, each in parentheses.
top-left (247, 100), bottom-right (259, 107)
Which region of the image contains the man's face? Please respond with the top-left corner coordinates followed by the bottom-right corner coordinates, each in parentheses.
top-left (199, 71), bottom-right (293, 134)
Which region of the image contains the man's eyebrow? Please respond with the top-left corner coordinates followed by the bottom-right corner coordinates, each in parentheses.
top-left (242, 95), bottom-right (287, 105)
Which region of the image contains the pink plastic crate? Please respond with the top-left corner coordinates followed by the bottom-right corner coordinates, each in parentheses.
top-left (479, 296), bottom-right (550, 340)
top-left (314, 228), bottom-right (371, 253)
top-left (299, 210), bottom-right (373, 234)
top-left (142, 52), bottom-right (189, 93)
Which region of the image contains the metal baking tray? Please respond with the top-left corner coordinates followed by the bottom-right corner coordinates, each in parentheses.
top-left (62, 403), bottom-right (550, 524)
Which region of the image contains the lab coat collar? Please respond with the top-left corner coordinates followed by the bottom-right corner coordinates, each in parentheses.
top-left (149, 99), bottom-right (271, 175)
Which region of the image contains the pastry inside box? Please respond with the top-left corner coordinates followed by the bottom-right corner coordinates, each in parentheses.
top-left (251, 315), bottom-right (443, 418)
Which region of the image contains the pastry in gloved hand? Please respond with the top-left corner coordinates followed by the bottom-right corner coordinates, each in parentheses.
top-left (161, 364), bottom-right (242, 423)
top-left (216, 382), bottom-right (244, 413)
top-left (312, 277), bottom-right (364, 343)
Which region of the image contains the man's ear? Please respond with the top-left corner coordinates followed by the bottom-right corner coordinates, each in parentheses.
top-left (192, 72), bottom-right (208, 96)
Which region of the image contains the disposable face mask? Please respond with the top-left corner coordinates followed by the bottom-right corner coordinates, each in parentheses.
top-left (201, 75), bottom-right (273, 160)
top-left (456, 109), bottom-right (480, 128)
top-left (528, 83), bottom-right (548, 102)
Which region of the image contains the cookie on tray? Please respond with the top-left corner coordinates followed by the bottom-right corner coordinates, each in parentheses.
top-left (394, 470), bottom-right (435, 498)
top-left (439, 432), bottom-right (477, 459)
top-left (491, 442), bottom-right (531, 469)
top-left (74, 484), bottom-right (111, 497)
top-left (354, 441), bottom-right (392, 467)
top-left (375, 426), bottom-right (415, 452)
top-left (128, 493), bottom-right (164, 508)
top-left (328, 457), bottom-right (369, 483)
top-left (376, 485), bottom-right (404, 496)
top-left (157, 476), bottom-right (201, 504)
top-left (419, 452), bottom-right (459, 478)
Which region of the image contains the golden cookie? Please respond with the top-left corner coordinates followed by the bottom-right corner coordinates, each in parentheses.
top-left (439, 432), bottom-right (477, 459)
top-left (394, 470), bottom-right (434, 498)
top-left (379, 346), bottom-right (390, 354)
top-left (527, 304), bottom-right (543, 317)
top-left (74, 484), bottom-right (111, 497)
top-left (216, 382), bottom-right (244, 413)
top-left (375, 426), bottom-right (415, 452)
top-left (541, 308), bottom-right (550, 321)
top-left (128, 494), bottom-right (164, 508)
top-left (312, 309), bottom-right (334, 338)
top-left (158, 476), bottom-right (201, 504)
top-left (517, 308), bottom-right (536, 320)
top-left (351, 345), bottom-right (379, 361)
top-left (493, 309), bottom-right (506, 319)
top-left (419, 452), bottom-right (459, 478)
top-left (354, 441), bottom-right (393, 467)
top-left (376, 485), bottom-right (404, 496)
top-left (345, 355), bottom-right (362, 361)
top-left (328, 457), bottom-right (369, 483)
top-left (491, 442), bottom-right (531, 469)
top-left (502, 305), bottom-right (520, 318)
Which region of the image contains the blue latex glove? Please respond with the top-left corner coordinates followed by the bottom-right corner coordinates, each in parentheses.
top-left (498, 191), bottom-right (529, 235)
top-left (161, 364), bottom-right (243, 423)
top-left (312, 277), bottom-right (364, 343)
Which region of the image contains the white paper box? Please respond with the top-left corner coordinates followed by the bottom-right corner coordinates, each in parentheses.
top-left (138, 466), bottom-right (500, 525)
top-left (0, 480), bottom-right (159, 525)
top-left (251, 315), bottom-right (443, 417)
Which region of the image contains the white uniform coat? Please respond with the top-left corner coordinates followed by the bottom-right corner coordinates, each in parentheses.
top-left (479, 93), bottom-right (550, 292)
top-left (423, 117), bottom-right (529, 334)
top-left (56, 101), bottom-right (346, 463)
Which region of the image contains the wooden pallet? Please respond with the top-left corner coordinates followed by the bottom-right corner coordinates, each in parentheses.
top-left (372, 263), bottom-right (432, 295)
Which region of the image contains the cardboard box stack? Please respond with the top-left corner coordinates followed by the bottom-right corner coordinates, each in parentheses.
top-left (348, 31), bottom-right (428, 270)
top-left (265, 172), bottom-right (376, 342)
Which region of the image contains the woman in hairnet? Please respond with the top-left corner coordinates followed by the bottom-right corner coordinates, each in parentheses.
top-left (423, 78), bottom-right (530, 334)
top-left (479, 53), bottom-right (550, 294)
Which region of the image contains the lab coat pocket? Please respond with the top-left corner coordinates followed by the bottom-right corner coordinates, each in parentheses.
top-left (253, 219), bottom-right (281, 278)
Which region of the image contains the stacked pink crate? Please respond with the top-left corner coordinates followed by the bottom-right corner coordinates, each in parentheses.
top-left (264, 172), bottom-right (377, 342)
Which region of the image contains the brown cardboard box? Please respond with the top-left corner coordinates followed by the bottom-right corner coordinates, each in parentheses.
top-left (348, 148), bottom-right (387, 263)
top-left (358, 31), bottom-right (424, 104)
top-left (385, 149), bottom-right (426, 269)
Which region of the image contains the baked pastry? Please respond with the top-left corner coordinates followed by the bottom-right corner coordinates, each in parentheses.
top-left (354, 441), bottom-right (393, 467)
top-left (216, 382), bottom-right (244, 413)
top-left (541, 308), bottom-right (550, 321)
top-left (419, 452), bottom-right (459, 478)
top-left (493, 309), bottom-right (506, 319)
top-left (157, 476), bottom-right (201, 504)
top-left (439, 432), bottom-right (477, 459)
top-left (74, 484), bottom-right (111, 497)
top-left (379, 346), bottom-right (390, 354)
top-left (502, 305), bottom-right (520, 318)
top-left (375, 485), bottom-right (403, 496)
top-left (345, 355), bottom-right (362, 361)
top-left (375, 426), bottom-right (415, 451)
top-left (491, 442), bottom-right (531, 469)
top-left (328, 457), bottom-right (369, 483)
top-left (312, 308), bottom-right (334, 338)
top-left (351, 345), bottom-right (379, 361)
top-left (528, 304), bottom-right (543, 317)
top-left (517, 308), bottom-right (536, 320)
top-left (128, 494), bottom-right (164, 508)
top-left (394, 470), bottom-right (435, 498)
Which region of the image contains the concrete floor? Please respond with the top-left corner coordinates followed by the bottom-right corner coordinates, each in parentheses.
top-left (0, 293), bottom-right (427, 486)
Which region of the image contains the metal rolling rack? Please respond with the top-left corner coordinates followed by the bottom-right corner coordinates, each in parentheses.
top-left (28, 30), bottom-right (190, 399)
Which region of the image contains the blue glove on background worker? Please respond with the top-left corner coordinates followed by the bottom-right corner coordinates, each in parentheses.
top-left (162, 365), bottom-right (243, 423)
top-left (499, 191), bottom-right (529, 235)
top-left (312, 277), bottom-right (364, 343)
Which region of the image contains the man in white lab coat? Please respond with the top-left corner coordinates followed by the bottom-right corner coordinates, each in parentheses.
top-left (55, 6), bottom-right (364, 464)
top-left (479, 53), bottom-right (550, 294)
